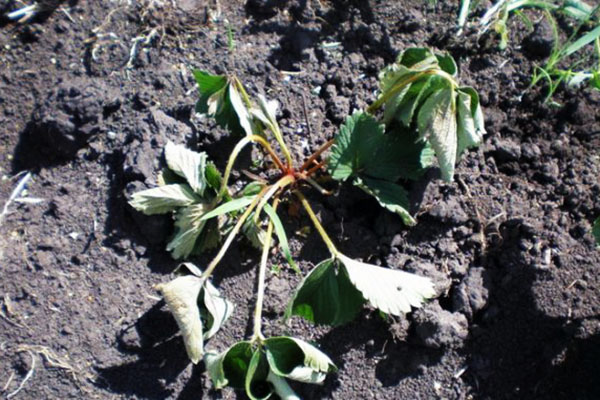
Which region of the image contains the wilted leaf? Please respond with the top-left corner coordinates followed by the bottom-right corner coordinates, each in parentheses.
top-left (337, 253), bottom-right (436, 316)
top-left (202, 280), bottom-right (234, 340)
top-left (164, 141), bottom-right (209, 195)
top-left (156, 275), bottom-right (205, 363)
top-left (285, 259), bottom-right (364, 326)
top-left (417, 88), bottom-right (457, 182)
top-left (129, 184), bottom-right (199, 215)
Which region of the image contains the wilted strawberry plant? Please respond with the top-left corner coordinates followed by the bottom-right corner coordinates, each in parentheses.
top-left (129, 47), bottom-right (484, 398)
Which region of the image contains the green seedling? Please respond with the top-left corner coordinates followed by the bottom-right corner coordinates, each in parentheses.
top-left (593, 217), bottom-right (600, 247)
top-left (130, 47), bottom-right (484, 398)
top-left (531, 5), bottom-right (600, 101)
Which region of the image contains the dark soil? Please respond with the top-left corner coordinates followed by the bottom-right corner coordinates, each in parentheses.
top-left (1, 1), bottom-right (599, 399)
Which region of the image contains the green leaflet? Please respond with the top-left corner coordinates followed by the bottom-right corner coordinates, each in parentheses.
top-left (337, 254), bottom-right (436, 316)
top-left (264, 337), bottom-right (336, 384)
top-left (417, 87), bottom-right (458, 182)
top-left (206, 341), bottom-right (254, 389)
top-left (129, 184), bottom-right (199, 215)
top-left (354, 177), bottom-right (416, 226)
top-left (593, 217), bottom-right (600, 246)
top-left (164, 141), bottom-right (209, 196)
top-left (167, 203), bottom-right (211, 259)
top-left (245, 350), bottom-right (272, 400)
top-left (193, 70), bottom-right (253, 137)
top-left (285, 258), bottom-right (364, 326)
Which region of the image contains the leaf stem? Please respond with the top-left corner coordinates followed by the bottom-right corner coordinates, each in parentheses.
top-left (295, 191), bottom-right (338, 257)
top-left (254, 175), bottom-right (295, 223)
top-left (234, 77), bottom-right (294, 169)
top-left (252, 198), bottom-right (279, 341)
top-left (299, 139), bottom-right (335, 172)
top-left (202, 186), bottom-right (270, 280)
top-left (218, 135), bottom-right (286, 202)
top-left (366, 69), bottom-right (458, 114)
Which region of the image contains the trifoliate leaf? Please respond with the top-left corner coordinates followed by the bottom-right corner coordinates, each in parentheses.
top-left (155, 275), bottom-right (205, 363)
top-left (167, 203), bottom-right (211, 259)
top-left (285, 259), bottom-right (364, 326)
top-left (202, 280), bottom-right (234, 340)
top-left (245, 350), bottom-right (273, 400)
top-left (593, 217), bottom-right (600, 246)
top-left (193, 70), bottom-right (249, 137)
top-left (129, 184), bottom-right (199, 215)
top-left (164, 141), bottom-right (209, 196)
top-left (337, 253), bottom-right (435, 316)
top-left (265, 336), bottom-right (336, 384)
top-left (354, 177), bottom-right (416, 226)
top-left (206, 341), bottom-right (254, 389)
top-left (263, 204), bottom-right (299, 273)
top-left (417, 87), bottom-right (458, 182)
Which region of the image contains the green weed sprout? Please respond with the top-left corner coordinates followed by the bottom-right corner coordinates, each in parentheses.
top-left (129, 47), bottom-right (485, 398)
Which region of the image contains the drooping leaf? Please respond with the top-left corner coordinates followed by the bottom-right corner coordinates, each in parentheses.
top-left (202, 280), bottom-right (235, 340)
top-left (285, 259), bottom-right (364, 326)
top-left (228, 82), bottom-right (255, 137)
top-left (593, 217), bottom-right (600, 246)
top-left (164, 141), bottom-right (209, 196)
top-left (263, 204), bottom-right (299, 273)
top-left (417, 87), bottom-right (458, 182)
top-left (456, 90), bottom-right (480, 157)
top-left (266, 371), bottom-right (301, 400)
top-left (245, 350), bottom-right (273, 400)
top-left (206, 341), bottom-right (254, 389)
top-left (193, 70), bottom-right (228, 113)
top-left (129, 184), bottom-right (199, 215)
top-left (458, 86), bottom-right (486, 137)
top-left (167, 203), bottom-right (210, 259)
top-left (155, 275), bottom-right (205, 363)
top-left (354, 177), bottom-right (416, 226)
top-left (265, 336), bottom-right (336, 384)
top-left (251, 94), bottom-right (279, 131)
top-left (337, 253), bottom-right (435, 316)
top-left (397, 47), bottom-right (439, 69)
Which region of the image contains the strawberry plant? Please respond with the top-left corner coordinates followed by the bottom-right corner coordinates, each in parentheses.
top-left (129, 47), bottom-right (484, 398)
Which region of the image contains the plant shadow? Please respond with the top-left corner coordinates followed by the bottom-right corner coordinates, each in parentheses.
top-left (95, 301), bottom-right (203, 400)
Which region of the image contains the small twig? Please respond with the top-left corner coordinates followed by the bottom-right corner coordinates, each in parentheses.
top-left (0, 172), bottom-right (32, 227)
top-left (6, 351), bottom-right (35, 399)
top-left (2, 371), bottom-right (15, 392)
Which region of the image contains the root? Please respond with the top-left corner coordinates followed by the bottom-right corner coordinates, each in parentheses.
top-left (6, 351), bottom-right (35, 399)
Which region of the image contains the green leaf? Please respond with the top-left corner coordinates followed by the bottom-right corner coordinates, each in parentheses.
top-left (285, 259), bottom-right (364, 326)
top-left (417, 87), bottom-right (458, 182)
top-left (354, 177), bottom-right (416, 226)
top-left (129, 184), bottom-right (199, 215)
top-left (265, 336), bottom-right (336, 384)
top-left (563, 24), bottom-right (600, 57)
top-left (228, 82), bottom-right (255, 137)
top-left (435, 52), bottom-right (458, 76)
top-left (202, 280), bottom-right (234, 340)
top-left (242, 181), bottom-right (265, 197)
top-left (245, 350), bottom-right (273, 400)
top-left (206, 341), bottom-right (254, 389)
top-left (263, 204), bottom-right (299, 273)
top-left (337, 253), bottom-right (436, 316)
top-left (456, 90), bottom-right (482, 157)
top-left (164, 141), bottom-right (209, 196)
top-left (193, 70), bottom-right (228, 114)
top-left (167, 203), bottom-right (210, 259)
top-left (155, 275), bottom-right (205, 363)
top-left (458, 86), bottom-right (486, 138)
top-left (397, 47), bottom-right (438, 69)
top-left (193, 70), bottom-right (248, 137)
top-left (205, 162), bottom-right (223, 192)
top-left (593, 217), bottom-right (600, 246)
